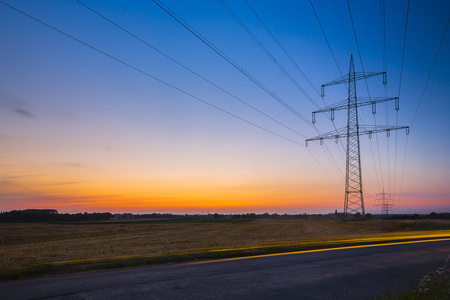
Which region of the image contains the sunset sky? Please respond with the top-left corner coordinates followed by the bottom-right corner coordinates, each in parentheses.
top-left (1, 0), bottom-right (449, 214)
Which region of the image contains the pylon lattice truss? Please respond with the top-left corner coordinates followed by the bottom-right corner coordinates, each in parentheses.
top-left (306, 56), bottom-right (409, 217)
top-left (374, 190), bottom-right (394, 216)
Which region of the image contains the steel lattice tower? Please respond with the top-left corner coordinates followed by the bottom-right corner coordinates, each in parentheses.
top-left (306, 56), bottom-right (409, 217)
top-left (344, 56), bottom-right (364, 215)
top-left (374, 190), bottom-right (394, 216)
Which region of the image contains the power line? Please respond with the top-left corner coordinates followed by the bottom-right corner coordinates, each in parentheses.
top-left (309, 0), bottom-right (344, 78)
top-left (232, 0), bottom-right (346, 182)
top-left (346, 0), bottom-right (371, 98)
top-left (410, 16), bottom-right (449, 127)
top-left (0, 0), bottom-right (305, 147)
top-left (243, 0), bottom-right (347, 159)
top-left (306, 56), bottom-right (410, 216)
top-left (307, 147), bottom-right (341, 190)
top-left (151, 0), bottom-right (314, 128)
top-left (400, 16), bottom-right (449, 204)
top-left (219, 0), bottom-right (346, 177)
top-left (219, 0), bottom-right (345, 173)
top-left (347, 0), bottom-right (386, 194)
top-left (73, 0), bottom-right (308, 139)
top-left (333, 0), bottom-right (352, 54)
top-left (380, 0), bottom-right (391, 194)
top-left (308, 0), bottom-right (350, 161)
top-left (219, 0), bottom-right (319, 108)
top-left (380, 0), bottom-right (387, 86)
top-left (398, 0), bottom-right (410, 99)
top-left (394, 0), bottom-right (410, 199)
top-left (398, 134), bottom-right (409, 206)
top-left (153, 0), bottom-right (347, 185)
top-left (242, 0), bottom-right (322, 98)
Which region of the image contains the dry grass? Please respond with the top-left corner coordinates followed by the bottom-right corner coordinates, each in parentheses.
top-left (1, 218), bottom-right (449, 276)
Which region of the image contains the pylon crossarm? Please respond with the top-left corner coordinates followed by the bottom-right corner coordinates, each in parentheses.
top-left (313, 97), bottom-right (398, 115)
top-left (321, 72), bottom-right (385, 96)
top-left (313, 99), bottom-right (348, 114)
top-left (305, 125), bottom-right (409, 145)
top-left (305, 127), bottom-right (347, 143)
top-left (358, 125), bottom-right (409, 138)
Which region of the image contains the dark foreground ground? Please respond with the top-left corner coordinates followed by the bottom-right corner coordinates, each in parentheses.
top-left (1, 239), bottom-right (449, 299)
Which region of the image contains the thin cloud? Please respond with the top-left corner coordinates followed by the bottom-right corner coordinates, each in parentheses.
top-left (0, 95), bottom-right (36, 118)
top-left (66, 162), bottom-right (85, 167)
top-left (13, 108), bottom-right (35, 118)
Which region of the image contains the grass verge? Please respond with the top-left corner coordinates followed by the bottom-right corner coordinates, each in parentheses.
top-left (373, 256), bottom-right (450, 299)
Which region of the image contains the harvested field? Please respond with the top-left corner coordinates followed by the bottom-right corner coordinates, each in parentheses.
top-left (1, 218), bottom-right (449, 278)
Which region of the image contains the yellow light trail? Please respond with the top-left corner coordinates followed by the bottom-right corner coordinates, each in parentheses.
top-left (23, 233), bottom-right (449, 269)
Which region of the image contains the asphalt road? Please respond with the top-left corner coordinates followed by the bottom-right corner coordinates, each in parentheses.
top-left (1, 239), bottom-right (449, 300)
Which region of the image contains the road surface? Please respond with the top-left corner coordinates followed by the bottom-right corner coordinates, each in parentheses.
top-left (1, 239), bottom-right (449, 299)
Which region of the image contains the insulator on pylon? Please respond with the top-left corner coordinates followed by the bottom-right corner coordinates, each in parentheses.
top-left (387, 129), bottom-right (391, 137)
top-left (305, 140), bottom-right (308, 147)
top-left (395, 98), bottom-right (399, 111)
top-left (335, 135), bottom-right (339, 143)
top-left (321, 86), bottom-right (325, 97)
top-left (304, 56), bottom-right (409, 219)
top-left (312, 112), bottom-right (316, 124)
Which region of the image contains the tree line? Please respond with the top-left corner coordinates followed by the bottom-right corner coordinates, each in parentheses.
top-left (0, 209), bottom-right (112, 223)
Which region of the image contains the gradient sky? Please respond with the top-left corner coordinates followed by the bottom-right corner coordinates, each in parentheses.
top-left (0, 0), bottom-right (449, 214)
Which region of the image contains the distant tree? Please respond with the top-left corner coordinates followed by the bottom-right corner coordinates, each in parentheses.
top-left (365, 213), bottom-right (372, 220)
top-left (0, 210), bottom-right (112, 223)
top-left (437, 213), bottom-right (450, 220)
top-left (428, 212), bottom-right (438, 219)
top-left (354, 212), bottom-right (361, 219)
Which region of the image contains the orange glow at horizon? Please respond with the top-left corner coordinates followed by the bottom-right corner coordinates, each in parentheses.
top-left (0, 169), bottom-right (343, 212)
top-left (2, 156), bottom-right (448, 214)
top-left (2, 155), bottom-right (449, 214)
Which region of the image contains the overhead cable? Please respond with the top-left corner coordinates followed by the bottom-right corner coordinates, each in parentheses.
top-left (410, 16), bottom-right (449, 127)
top-left (74, 0), bottom-right (308, 139)
top-left (219, 0), bottom-right (320, 109)
top-left (347, 0), bottom-right (386, 192)
top-left (151, 0), bottom-right (314, 127)
top-left (0, 1), bottom-right (305, 147)
top-left (244, 0), bottom-right (322, 98)
top-left (394, 0), bottom-right (410, 199)
top-left (309, 0), bottom-right (344, 78)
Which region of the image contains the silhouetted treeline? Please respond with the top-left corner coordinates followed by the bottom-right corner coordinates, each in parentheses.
top-left (115, 213), bottom-right (181, 219)
top-left (0, 209), bottom-right (112, 223)
top-left (388, 212), bottom-right (450, 220)
top-left (2, 210), bottom-right (448, 223)
top-left (115, 212), bottom-right (313, 219)
top-left (231, 213), bottom-right (310, 219)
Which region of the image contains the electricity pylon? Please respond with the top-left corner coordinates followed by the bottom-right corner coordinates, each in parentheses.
top-left (374, 189), bottom-right (394, 216)
top-left (306, 55), bottom-right (409, 217)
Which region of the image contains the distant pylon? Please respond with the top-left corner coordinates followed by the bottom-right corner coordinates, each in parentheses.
top-left (306, 55), bottom-right (409, 217)
top-left (374, 189), bottom-right (394, 216)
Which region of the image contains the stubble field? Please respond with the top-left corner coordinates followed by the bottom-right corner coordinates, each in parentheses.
top-left (1, 218), bottom-right (449, 279)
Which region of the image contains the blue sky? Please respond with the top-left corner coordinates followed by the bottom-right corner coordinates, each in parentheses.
top-left (0, 0), bottom-right (449, 214)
